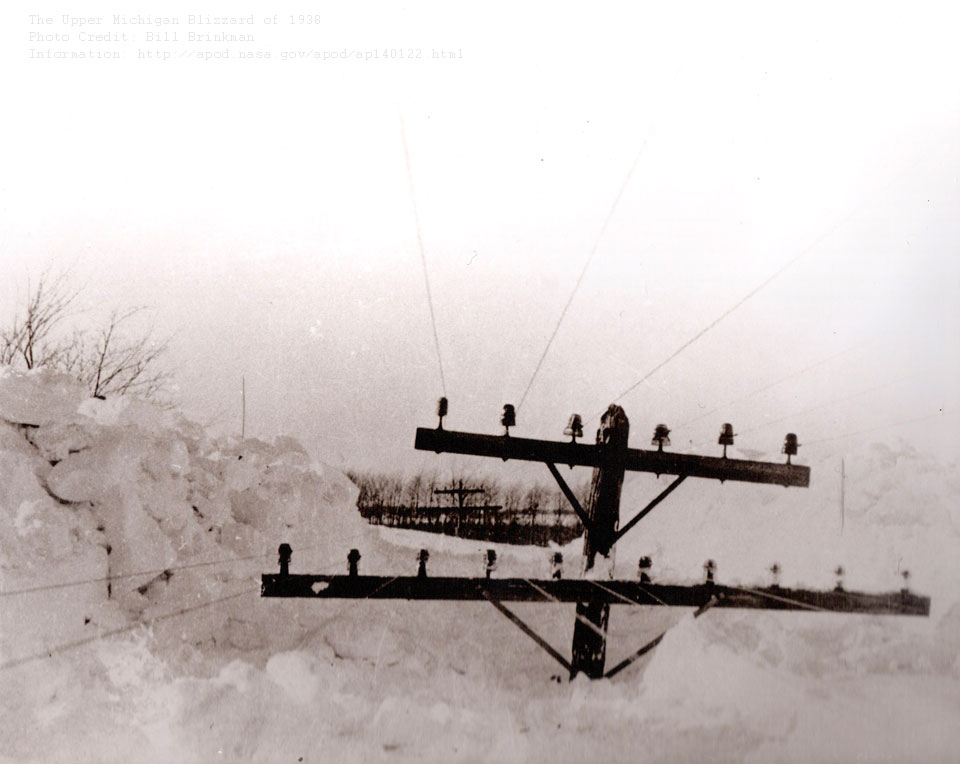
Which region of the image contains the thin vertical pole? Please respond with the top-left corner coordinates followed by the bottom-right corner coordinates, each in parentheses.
top-left (840, 457), bottom-right (845, 533)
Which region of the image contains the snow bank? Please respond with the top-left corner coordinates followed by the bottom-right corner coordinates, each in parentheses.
top-left (0, 366), bottom-right (370, 667)
top-left (1, 366), bottom-right (958, 763)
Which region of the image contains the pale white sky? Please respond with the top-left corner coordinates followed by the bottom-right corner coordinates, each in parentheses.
top-left (2, 1), bottom-right (958, 475)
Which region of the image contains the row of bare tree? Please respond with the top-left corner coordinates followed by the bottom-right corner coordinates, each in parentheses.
top-left (346, 469), bottom-right (591, 546)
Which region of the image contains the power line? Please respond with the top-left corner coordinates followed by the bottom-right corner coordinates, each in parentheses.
top-left (726, 584), bottom-right (827, 612)
top-left (0, 527), bottom-right (370, 598)
top-left (0, 541), bottom-right (372, 671)
top-left (679, 341), bottom-right (869, 428)
top-left (0, 551), bottom-right (273, 598)
top-left (737, 377), bottom-right (908, 437)
top-left (401, 113), bottom-right (446, 396)
top-left (588, 578), bottom-right (668, 607)
top-left (596, 203), bottom-right (865, 418)
top-left (803, 410), bottom-right (951, 447)
top-left (1, 583), bottom-right (259, 671)
top-left (517, 131), bottom-right (654, 413)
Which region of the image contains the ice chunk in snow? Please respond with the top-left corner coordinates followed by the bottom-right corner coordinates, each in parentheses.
top-left (0, 367), bottom-right (87, 426)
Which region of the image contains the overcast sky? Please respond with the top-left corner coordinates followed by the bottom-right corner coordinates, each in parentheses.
top-left (2, 1), bottom-right (958, 477)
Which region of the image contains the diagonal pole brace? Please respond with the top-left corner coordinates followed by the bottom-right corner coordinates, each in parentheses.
top-left (545, 462), bottom-right (597, 536)
top-left (612, 474), bottom-right (687, 546)
top-left (604, 594), bottom-right (718, 679)
top-left (524, 579), bottom-right (608, 640)
top-left (482, 590), bottom-right (572, 673)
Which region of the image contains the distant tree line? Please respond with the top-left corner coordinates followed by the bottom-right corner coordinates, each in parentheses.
top-left (345, 469), bottom-right (590, 547)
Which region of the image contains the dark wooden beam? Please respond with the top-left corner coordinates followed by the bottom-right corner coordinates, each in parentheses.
top-left (545, 462), bottom-right (595, 534)
top-left (570, 404), bottom-right (629, 679)
top-left (613, 474), bottom-right (686, 545)
top-left (415, 428), bottom-right (810, 487)
top-left (261, 575), bottom-right (930, 616)
top-left (604, 595), bottom-right (718, 679)
top-left (482, 591), bottom-right (572, 672)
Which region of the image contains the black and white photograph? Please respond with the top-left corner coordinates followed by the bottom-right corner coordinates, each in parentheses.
top-left (2, 2), bottom-right (959, 761)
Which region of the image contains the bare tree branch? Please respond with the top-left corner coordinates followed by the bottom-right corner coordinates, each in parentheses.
top-left (2, 270), bottom-right (173, 403)
top-left (1, 269), bottom-right (80, 369)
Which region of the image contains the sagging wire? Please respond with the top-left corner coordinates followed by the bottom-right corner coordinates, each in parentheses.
top-left (0, 525), bottom-right (371, 598)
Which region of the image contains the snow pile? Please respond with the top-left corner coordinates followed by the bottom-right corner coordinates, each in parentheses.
top-left (642, 610), bottom-right (960, 763)
top-left (0, 366), bottom-right (369, 667)
top-left (1, 366), bottom-right (959, 763)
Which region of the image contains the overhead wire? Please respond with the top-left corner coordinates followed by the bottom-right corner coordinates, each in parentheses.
top-left (588, 578), bottom-right (668, 608)
top-left (517, 130), bottom-right (655, 413)
top-left (1, 582), bottom-right (259, 671)
top-left (0, 551), bottom-right (276, 598)
top-left (736, 377), bottom-right (911, 437)
top-left (679, 375), bottom-right (942, 452)
top-left (803, 410), bottom-right (952, 447)
top-left (682, 375), bottom-right (916, 451)
top-left (522, 578), bottom-right (607, 639)
top-left (401, 112), bottom-right (446, 396)
top-left (679, 340), bottom-right (870, 428)
top-left (0, 526), bottom-right (371, 598)
top-left (0, 540), bottom-right (375, 671)
top-left (593, 202), bottom-right (867, 420)
top-left (724, 584), bottom-right (827, 612)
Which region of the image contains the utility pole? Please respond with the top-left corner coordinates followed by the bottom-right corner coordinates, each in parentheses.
top-left (570, 404), bottom-right (629, 678)
top-left (434, 479), bottom-right (485, 536)
top-left (263, 407), bottom-right (933, 680)
top-left (413, 406), bottom-right (807, 679)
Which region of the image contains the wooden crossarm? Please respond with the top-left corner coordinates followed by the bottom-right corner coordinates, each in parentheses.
top-left (415, 428), bottom-right (810, 487)
top-left (261, 575), bottom-right (929, 616)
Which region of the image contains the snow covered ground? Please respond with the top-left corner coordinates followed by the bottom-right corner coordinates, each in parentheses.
top-left (1, 367), bottom-right (958, 763)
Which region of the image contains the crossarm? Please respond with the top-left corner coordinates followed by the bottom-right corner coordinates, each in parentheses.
top-left (261, 575), bottom-right (929, 616)
top-left (415, 428), bottom-right (809, 487)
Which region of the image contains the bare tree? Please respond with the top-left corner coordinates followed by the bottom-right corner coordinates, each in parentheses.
top-left (2, 270), bottom-right (172, 401)
top-left (79, 308), bottom-right (172, 399)
top-left (0, 270), bottom-right (79, 369)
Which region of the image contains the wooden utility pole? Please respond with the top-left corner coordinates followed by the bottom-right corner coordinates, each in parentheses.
top-left (570, 405), bottom-right (630, 679)
top-left (434, 479), bottom-right (485, 536)
top-left (262, 409), bottom-right (934, 681)
top-left (412, 406), bottom-right (809, 677)
top-left (571, 404), bottom-right (629, 678)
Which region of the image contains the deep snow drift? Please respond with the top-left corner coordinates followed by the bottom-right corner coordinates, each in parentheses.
top-left (1, 367), bottom-right (958, 763)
